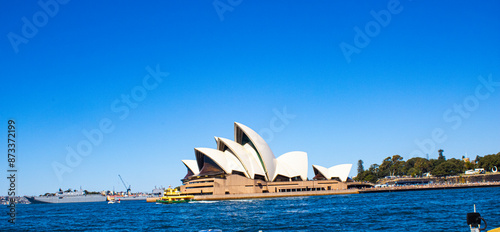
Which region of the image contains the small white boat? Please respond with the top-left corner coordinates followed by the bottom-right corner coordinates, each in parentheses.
top-left (107, 199), bottom-right (120, 204)
top-left (107, 196), bottom-right (121, 204)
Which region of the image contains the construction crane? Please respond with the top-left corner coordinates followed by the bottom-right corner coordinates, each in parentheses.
top-left (118, 175), bottom-right (131, 195)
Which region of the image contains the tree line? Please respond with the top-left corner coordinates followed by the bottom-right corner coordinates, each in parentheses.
top-left (355, 150), bottom-right (500, 183)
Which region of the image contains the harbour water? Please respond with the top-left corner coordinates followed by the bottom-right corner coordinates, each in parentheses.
top-left (4, 187), bottom-right (500, 231)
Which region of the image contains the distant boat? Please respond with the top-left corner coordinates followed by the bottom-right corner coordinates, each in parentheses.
top-left (107, 199), bottom-right (120, 204)
top-left (156, 188), bottom-right (195, 204)
top-left (26, 189), bottom-right (106, 204)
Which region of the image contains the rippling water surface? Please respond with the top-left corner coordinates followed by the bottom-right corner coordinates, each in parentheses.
top-left (4, 187), bottom-right (500, 231)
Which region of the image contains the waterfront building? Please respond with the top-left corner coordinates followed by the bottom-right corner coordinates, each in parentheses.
top-left (180, 122), bottom-right (352, 195)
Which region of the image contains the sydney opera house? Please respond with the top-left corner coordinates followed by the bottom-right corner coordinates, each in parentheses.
top-left (180, 122), bottom-right (353, 196)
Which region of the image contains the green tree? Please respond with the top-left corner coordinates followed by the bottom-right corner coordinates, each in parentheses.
top-left (378, 157), bottom-right (392, 177)
top-left (438, 149), bottom-right (446, 161)
top-left (478, 153), bottom-right (500, 171)
top-left (405, 157), bottom-right (431, 176)
top-left (432, 160), bottom-right (461, 177)
top-left (363, 173), bottom-right (378, 183)
top-left (357, 159), bottom-right (364, 176)
top-left (392, 155), bottom-right (405, 175)
top-left (447, 158), bottom-right (466, 173)
top-left (464, 161), bottom-right (475, 170)
top-left (379, 155), bottom-right (405, 176)
top-left (354, 163), bottom-right (380, 183)
top-left (430, 158), bottom-right (445, 172)
top-left (475, 155), bottom-right (482, 164)
top-left (406, 167), bottom-right (419, 177)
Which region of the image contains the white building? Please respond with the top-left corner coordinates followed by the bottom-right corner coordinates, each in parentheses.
top-left (180, 122), bottom-right (353, 195)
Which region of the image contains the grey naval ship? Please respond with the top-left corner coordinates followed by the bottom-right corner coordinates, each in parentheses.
top-left (26, 189), bottom-right (106, 204)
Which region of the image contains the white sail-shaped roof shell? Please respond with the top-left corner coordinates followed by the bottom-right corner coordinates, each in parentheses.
top-left (184, 122), bottom-right (354, 183)
top-left (329, 164), bottom-right (352, 182)
top-left (195, 148), bottom-right (248, 177)
top-left (181, 160), bottom-right (200, 175)
top-left (234, 122), bottom-right (276, 181)
top-left (273, 160), bottom-right (292, 179)
top-left (272, 151), bottom-right (308, 181)
top-left (216, 137), bottom-right (265, 179)
top-left (312, 164), bottom-right (352, 182)
top-left (243, 143), bottom-right (267, 178)
top-left (223, 150), bottom-right (250, 178)
top-left (312, 165), bottom-right (329, 179)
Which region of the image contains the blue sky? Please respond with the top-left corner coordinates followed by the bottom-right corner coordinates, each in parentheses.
top-left (1, 0), bottom-right (499, 196)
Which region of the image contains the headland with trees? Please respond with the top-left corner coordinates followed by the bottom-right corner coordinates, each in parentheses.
top-left (355, 150), bottom-right (500, 183)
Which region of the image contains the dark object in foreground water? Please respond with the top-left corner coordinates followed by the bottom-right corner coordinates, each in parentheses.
top-left (467, 205), bottom-right (487, 232)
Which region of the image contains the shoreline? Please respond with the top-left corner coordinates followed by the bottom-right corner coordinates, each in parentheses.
top-left (190, 181), bottom-right (500, 201)
top-left (193, 189), bottom-right (359, 201)
top-left (359, 181), bottom-right (500, 193)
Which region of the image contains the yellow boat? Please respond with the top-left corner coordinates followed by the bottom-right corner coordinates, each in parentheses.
top-left (156, 188), bottom-right (195, 204)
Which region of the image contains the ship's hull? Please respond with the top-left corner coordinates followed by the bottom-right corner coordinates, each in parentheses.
top-left (26, 195), bottom-right (107, 204)
top-left (107, 195), bottom-right (148, 201)
top-left (156, 199), bottom-right (194, 204)
top-left (113, 196), bottom-right (148, 201)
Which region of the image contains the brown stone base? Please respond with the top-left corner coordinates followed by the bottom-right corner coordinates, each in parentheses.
top-left (194, 189), bottom-right (359, 201)
top-left (181, 174), bottom-right (348, 196)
